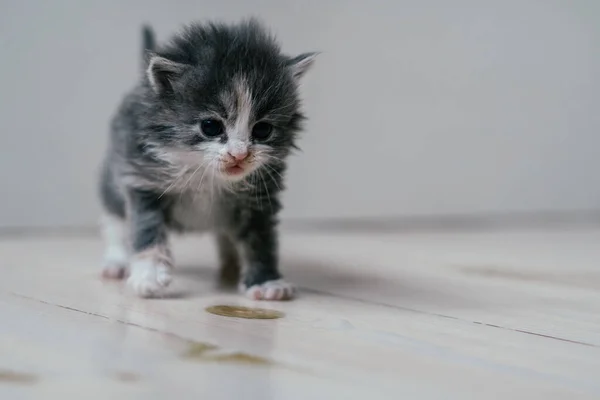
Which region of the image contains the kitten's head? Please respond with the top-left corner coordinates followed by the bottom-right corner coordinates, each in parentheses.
top-left (141, 19), bottom-right (316, 185)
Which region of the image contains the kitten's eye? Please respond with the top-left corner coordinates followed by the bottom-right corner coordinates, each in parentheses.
top-left (200, 119), bottom-right (224, 137)
top-left (252, 122), bottom-right (273, 140)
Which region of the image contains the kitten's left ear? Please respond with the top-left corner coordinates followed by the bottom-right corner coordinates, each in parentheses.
top-left (287, 52), bottom-right (319, 81)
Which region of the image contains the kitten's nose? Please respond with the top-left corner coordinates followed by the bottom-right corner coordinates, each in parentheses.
top-left (228, 150), bottom-right (248, 161)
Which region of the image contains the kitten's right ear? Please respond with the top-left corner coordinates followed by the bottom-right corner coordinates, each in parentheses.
top-left (146, 55), bottom-right (185, 94)
top-left (287, 52), bottom-right (319, 81)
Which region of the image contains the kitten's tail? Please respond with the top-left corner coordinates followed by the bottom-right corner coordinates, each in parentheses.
top-left (141, 24), bottom-right (156, 68)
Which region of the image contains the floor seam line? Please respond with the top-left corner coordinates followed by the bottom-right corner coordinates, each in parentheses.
top-left (299, 287), bottom-right (598, 348)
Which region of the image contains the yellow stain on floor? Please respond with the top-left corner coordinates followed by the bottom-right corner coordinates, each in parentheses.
top-left (182, 341), bottom-right (273, 366)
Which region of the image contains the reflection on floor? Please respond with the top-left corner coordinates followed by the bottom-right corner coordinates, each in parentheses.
top-left (1, 228), bottom-right (600, 399)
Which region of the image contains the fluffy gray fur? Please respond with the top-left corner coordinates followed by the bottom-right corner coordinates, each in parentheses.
top-left (99, 19), bottom-right (316, 300)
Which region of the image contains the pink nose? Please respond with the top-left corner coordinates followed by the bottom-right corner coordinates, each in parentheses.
top-left (228, 150), bottom-right (248, 161)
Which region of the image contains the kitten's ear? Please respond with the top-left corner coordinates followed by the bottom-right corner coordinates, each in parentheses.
top-left (287, 52), bottom-right (319, 81)
top-left (146, 55), bottom-right (186, 94)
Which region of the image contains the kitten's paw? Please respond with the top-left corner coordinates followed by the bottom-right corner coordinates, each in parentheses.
top-left (101, 262), bottom-right (129, 280)
top-left (127, 251), bottom-right (173, 298)
top-left (101, 246), bottom-right (129, 280)
top-left (242, 279), bottom-right (295, 301)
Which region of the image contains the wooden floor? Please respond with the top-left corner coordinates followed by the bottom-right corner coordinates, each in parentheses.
top-left (1, 228), bottom-right (600, 399)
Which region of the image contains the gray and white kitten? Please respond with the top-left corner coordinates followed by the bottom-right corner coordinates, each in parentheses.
top-left (99, 19), bottom-right (316, 300)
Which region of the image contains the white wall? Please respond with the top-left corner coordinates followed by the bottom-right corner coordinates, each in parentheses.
top-left (0, 0), bottom-right (599, 228)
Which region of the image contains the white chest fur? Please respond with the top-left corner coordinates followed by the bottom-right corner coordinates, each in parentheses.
top-left (169, 191), bottom-right (220, 232)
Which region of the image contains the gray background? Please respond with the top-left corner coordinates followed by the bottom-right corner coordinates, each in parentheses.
top-left (1, 0), bottom-right (598, 229)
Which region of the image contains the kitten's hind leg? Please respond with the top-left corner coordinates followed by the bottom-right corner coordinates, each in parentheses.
top-left (101, 214), bottom-right (130, 279)
top-left (216, 233), bottom-right (241, 286)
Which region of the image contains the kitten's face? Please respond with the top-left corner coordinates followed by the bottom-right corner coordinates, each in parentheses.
top-left (177, 75), bottom-right (299, 184)
top-left (142, 24), bottom-right (315, 186)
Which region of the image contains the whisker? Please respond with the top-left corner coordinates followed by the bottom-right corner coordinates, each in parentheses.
top-left (158, 167), bottom-right (190, 199)
top-left (259, 169), bottom-right (273, 213)
top-left (195, 159), bottom-right (212, 192)
top-left (262, 113), bottom-right (292, 119)
top-left (262, 163), bottom-right (285, 182)
top-left (189, 159), bottom-right (213, 203)
top-left (266, 103), bottom-right (294, 114)
top-left (181, 160), bottom-right (207, 191)
top-left (256, 152), bottom-right (284, 164)
top-left (252, 171), bottom-right (261, 210)
top-left (178, 159), bottom-right (210, 202)
top-left (262, 165), bottom-right (282, 191)
top-left (208, 159), bottom-right (217, 217)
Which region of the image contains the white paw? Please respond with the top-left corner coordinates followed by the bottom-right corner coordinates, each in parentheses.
top-left (243, 279), bottom-right (296, 301)
top-left (101, 246), bottom-right (129, 279)
top-left (127, 257), bottom-right (173, 298)
top-left (102, 262), bottom-right (129, 280)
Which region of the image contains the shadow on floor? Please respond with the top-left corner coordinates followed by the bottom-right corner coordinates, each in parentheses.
top-left (175, 258), bottom-right (477, 311)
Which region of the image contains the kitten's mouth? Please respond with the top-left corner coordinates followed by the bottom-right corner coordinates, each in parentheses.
top-left (221, 160), bottom-right (252, 178)
top-left (220, 156), bottom-right (256, 180)
top-left (224, 165), bottom-right (246, 175)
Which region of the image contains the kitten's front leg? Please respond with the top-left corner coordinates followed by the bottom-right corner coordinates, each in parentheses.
top-left (238, 216), bottom-right (294, 301)
top-left (126, 188), bottom-right (173, 298)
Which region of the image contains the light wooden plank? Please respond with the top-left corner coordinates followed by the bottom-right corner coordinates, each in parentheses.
top-left (1, 230), bottom-right (599, 399)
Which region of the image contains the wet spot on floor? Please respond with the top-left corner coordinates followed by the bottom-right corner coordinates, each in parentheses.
top-left (183, 342), bottom-right (219, 358)
top-left (114, 371), bottom-right (141, 382)
top-left (207, 352), bottom-right (272, 365)
top-left (0, 370), bottom-right (38, 385)
top-left (182, 341), bottom-right (273, 366)
top-left (205, 305), bottom-right (284, 319)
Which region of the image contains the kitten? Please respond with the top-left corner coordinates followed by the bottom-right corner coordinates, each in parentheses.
top-left (99, 19), bottom-right (316, 300)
